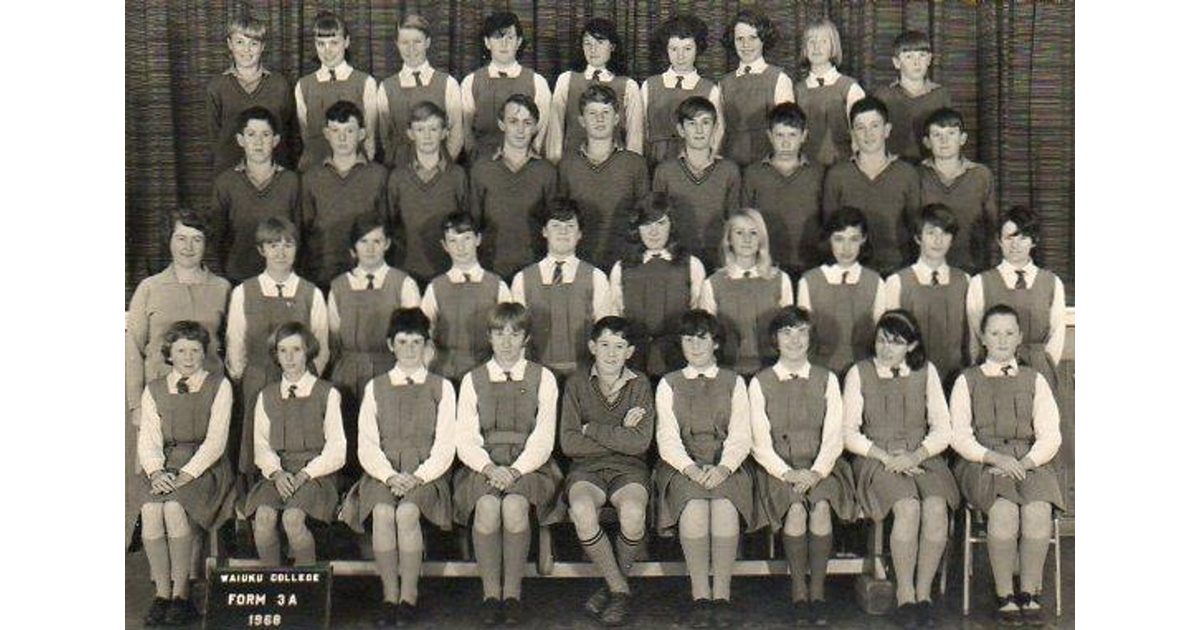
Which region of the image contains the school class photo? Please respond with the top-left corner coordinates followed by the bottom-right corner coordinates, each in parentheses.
top-left (125, 2), bottom-right (1074, 628)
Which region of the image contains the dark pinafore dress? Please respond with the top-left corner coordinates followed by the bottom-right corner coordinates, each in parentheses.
top-left (710, 271), bottom-right (781, 377)
top-left (751, 367), bottom-right (856, 531)
top-left (347, 373), bottom-right (454, 531)
top-left (429, 272), bottom-right (503, 381)
top-left (236, 279), bottom-right (315, 475)
top-left (135, 374), bottom-right (235, 530)
top-left (379, 70), bottom-right (451, 168)
top-left (243, 380), bottom-right (341, 522)
top-left (804, 267), bottom-right (880, 377)
top-left (953, 367), bottom-right (1064, 511)
top-left (655, 369), bottom-right (755, 534)
top-left (795, 74), bottom-right (856, 167)
top-left (296, 69), bottom-right (372, 173)
top-left (645, 75), bottom-right (716, 170)
top-left (718, 66), bottom-right (782, 168)
top-left (452, 364), bottom-right (565, 526)
top-left (468, 67), bottom-right (536, 163)
top-left (850, 362), bottom-right (960, 520)
top-left (522, 263), bottom-right (595, 378)
top-left (621, 256), bottom-right (691, 379)
top-left (562, 71), bottom-right (631, 156)
top-left (897, 267), bottom-right (970, 384)
top-left (979, 269), bottom-right (1060, 391)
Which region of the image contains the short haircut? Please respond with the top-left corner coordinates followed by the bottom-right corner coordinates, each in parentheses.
top-left (577, 83), bottom-right (620, 116)
top-left (255, 216), bottom-right (299, 245)
top-left (892, 29), bottom-right (932, 55)
top-left (768, 306), bottom-right (814, 343)
top-left (387, 307), bottom-right (432, 342)
top-left (235, 106), bottom-right (280, 136)
top-left (652, 14), bottom-right (709, 60)
top-left (488, 302), bottom-right (531, 333)
top-left (850, 95), bottom-right (890, 126)
top-left (579, 18), bottom-right (627, 76)
top-left (170, 209), bottom-right (211, 243)
top-left (480, 11), bottom-right (525, 57)
top-left (325, 100), bottom-right (364, 127)
top-left (409, 100), bottom-right (448, 128)
top-left (313, 11), bottom-right (347, 38)
top-left (442, 210), bottom-right (482, 236)
top-left (803, 18), bottom-right (844, 66)
top-left (767, 102), bottom-right (807, 132)
top-left (591, 316), bottom-right (633, 342)
top-left (623, 192), bottom-right (688, 266)
top-left (500, 93), bottom-right (540, 124)
top-left (542, 198), bottom-right (582, 228)
top-left (721, 208), bottom-right (777, 279)
top-left (397, 14), bottom-right (431, 37)
top-left (347, 212), bottom-right (389, 249)
top-left (268, 321), bottom-right (321, 371)
top-left (676, 96), bottom-right (717, 125)
top-left (913, 203), bottom-right (960, 236)
top-left (999, 205), bottom-right (1041, 243)
top-left (980, 303), bottom-right (1022, 334)
top-left (678, 308), bottom-right (723, 346)
top-left (875, 309), bottom-right (927, 370)
top-left (722, 8), bottom-right (778, 53)
top-left (923, 106), bottom-right (965, 135)
top-left (228, 13), bottom-right (266, 40)
top-left (820, 206), bottom-right (873, 264)
top-left (160, 320), bottom-right (211, 363)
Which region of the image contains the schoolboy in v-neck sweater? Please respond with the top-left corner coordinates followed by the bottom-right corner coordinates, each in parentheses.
top-left (651, 154), bottom-right (741, 271)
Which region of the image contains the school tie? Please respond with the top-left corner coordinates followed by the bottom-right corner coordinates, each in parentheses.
top-left (366, 273), bottom-right (376, 290)
top-left (405, 376), bottom-right (415, 385)
top-left (552, 260), bottom-right (565, 285)
top-left (742, 270), bottom-right (752, 279)
top-left (498, 70), bottom-right (509, 78)
top-left (788, 373), bottom-right (799, 380)
top-left (503, 371), bottom-right (514, 382)
top-left (276, 283), bottom-right (285, 297)
top-left (816, 77), bottom-right (825, 87)
top-left (176, 378), bottom-right (190, 394)
top-left (414, 72), bottom-right (423, 87)
top-left (742, 66), bottom-right (751, 77)
top-left (591, 69), bottom-right (602, 82)
top-left (841, 271), bottom-right (850, 284)
top-left (931, 270), bottom-right (941, 286)
top-left (287, 384), bottom-right (298, 398)
top-left (674, 76), bottom-right (684, 89)
top-left (327, 69), bottom-right (337, 83)
top-left (1014, 270), bottom-right (1028, 290)
top-left (1001, 365), bottom-right (1013, 376)
top-left (891, 367), bottom-right (901, 378)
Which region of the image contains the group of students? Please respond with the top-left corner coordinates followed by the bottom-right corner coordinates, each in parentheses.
top-left (128, 6), bottom-right (1069, 630)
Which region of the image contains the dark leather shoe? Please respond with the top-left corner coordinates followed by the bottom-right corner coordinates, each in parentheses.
top-left (503, 598), bottom-right (524, 625)
top-left (585, 585), bottom-right (610, 618)
top-left (480, 598), bottom-right (503, 626)
top-left (163, 597), bottom-right (201, 626)
top-left (600, 592), bottom-right (632, 627)
top-left (373, 601), bottom-right (398, 627)
top-left (396, 601), bottom-right (418, 627)
top-left (143, 597), bottom-right (170, 626)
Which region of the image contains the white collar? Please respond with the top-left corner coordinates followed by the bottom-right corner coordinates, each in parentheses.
top-left (400, 62), bottom-right (433, 79)
top-left (642, 249), bottom-right (673, 263)
top-left (320, 61), bottom-right (352, 82)
top-left (981, 359), bottom-right (1020, 376)
top-left (662, 68), bottom-right (700, 89)
top-left (537, 255), bottom-right (580, 282)
top-left (805, 66), bottom-right (841, 87)
top-left (736, 57), bottom-right (769, 75)
top-left (257, 272), bottom-right (299, 294)
top-left (872, 359), bottom-right (911, 378)
top-left (770, 362), bottom-right (811, 380)
top-left (682, 364), bottom-right (720, 379)
top-left (446, 264), bottom-right (486, 283)
top-left (820, 263), bottom-right (862, 284)
top-left (170, 369), bottom-right (208, 393)
top-left (724, 261), bottom-right (763, 279)
top-left (589, 364), bottom-right (638, 391)
top-left (279, 372), bottom-right (317, 396)
top-left (389, 365), bottom-right (429, 384)
top-left (583, 65), bottom-right (613, 81)
top-left (485, 358), bottom-right (528, 381)
top-left (998, 259), bottom-right (1038, 276)
top-left (487, 62), bottom-right (523, 78)
top-left (912, 259), bottom-right (951, 283)
top-left (352, 265), bottom-right (389, 279)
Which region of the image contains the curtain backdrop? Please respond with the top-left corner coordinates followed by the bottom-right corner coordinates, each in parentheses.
top-left (125, 0), bottom-right (1074, 303)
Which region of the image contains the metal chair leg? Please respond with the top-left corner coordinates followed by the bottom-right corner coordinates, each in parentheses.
top-left (1053, 516), bottom-right (1062, 617)
top-left (939, 512), bottom-right (952, 596)
top-left (962, 510), bottom-right (972, 616)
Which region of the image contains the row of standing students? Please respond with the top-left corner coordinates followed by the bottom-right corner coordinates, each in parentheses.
top-left (135, 299), bottom-right (1062, 629)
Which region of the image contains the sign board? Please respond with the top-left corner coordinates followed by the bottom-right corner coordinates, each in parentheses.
top-left (205, 566), bottom-right (332, 629)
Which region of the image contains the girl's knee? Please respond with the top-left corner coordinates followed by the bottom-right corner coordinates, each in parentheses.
top-left (395, 503), bottom-right (422, 531)
top-left (783, 504), bottom-right (809, 537)
top-left (163, 501), bottom-right (192, 537)
top-left (474, 496), bottom-right (501, 533)
top-left (1021, 502), bottom-right (1052, 539)
top-left (141, 503), bottom-right (166, 539)
top-left (373, 504), bottom-right (397, 527)
top-left (710, 499), bottom-right (740, 537)
top-left (281, 509), bottom-right (308, 535)
top-left (678, 500), bottom-right (710, 538)
top-left (893, 498), bottom-right (920, 523)
top-left (809, 501), bottom-right (833, 536)
top-left (254, 507), bottom-right (278, 531)
top-left (988, 500), bottom-right (1020, 539)
top-left (501, 495), bottom-right (531, 530)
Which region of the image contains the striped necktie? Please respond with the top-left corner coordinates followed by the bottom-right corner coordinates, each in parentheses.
top-left (552, 261), bottom-right (565, 285)
top-left (287, 384), bottom-right (298, 398)
top-left (931, 270), bottom-right (940, 286)
top-left (177, 378), bottom-right (190, 394)
top-left (1014, 270), bottom-right (1028, 290)
top-left (366, 273), bottom-right (375, 290)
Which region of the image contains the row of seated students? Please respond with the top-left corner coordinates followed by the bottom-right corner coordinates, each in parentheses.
top-left (136, 301), bottom-right (1062, 629)
top-left (209, 9), bottom-right (996, 287)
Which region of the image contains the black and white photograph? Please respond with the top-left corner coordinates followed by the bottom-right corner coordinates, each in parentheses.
top-left (121, 2), bottom-right (1077, 628)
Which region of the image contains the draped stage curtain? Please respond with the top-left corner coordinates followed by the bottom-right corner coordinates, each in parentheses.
top-left (125, 0), bottom-right (1074, 303)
